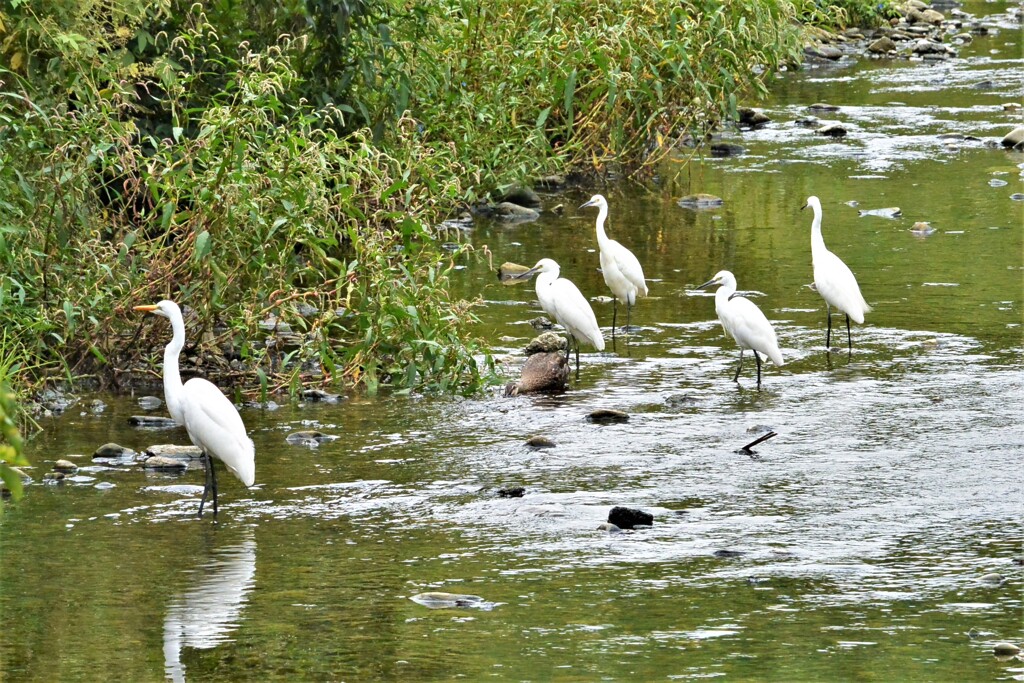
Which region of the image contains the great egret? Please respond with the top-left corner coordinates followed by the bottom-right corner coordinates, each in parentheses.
top-left (516, 258), bottom-right (605, 374)
top-left (579, 194), bottom-right (648, 342)
top-left (802, 196), bottom-right (871, 352)
top-left (698, 270), bottom-right (784, 388)
top-left (135, 300), bottom-right (255, 517)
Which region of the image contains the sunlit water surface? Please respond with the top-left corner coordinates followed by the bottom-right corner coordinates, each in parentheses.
top-left (2, 2), bottom-right (1022, 681)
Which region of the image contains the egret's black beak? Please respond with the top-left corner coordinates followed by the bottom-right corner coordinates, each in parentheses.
top-left (513, 265), bottom-right (542, 281)
top-left (579, 199), bottom-right (597, 209)
top-left (697, 278), bottom-right (718, 290)
top-left (800, 203), bottom-right (809, 211)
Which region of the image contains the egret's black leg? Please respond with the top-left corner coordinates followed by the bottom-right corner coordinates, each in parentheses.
top-left (564, 336), bottom-right (572, 364)
top-left (733, 349), bottom-right (744, 382)
top-left (754, 350), bottom-right (763, 389)
top-left (825, 305), bottom-right (833, 350)
top-left (210, 455), bottom-right (219, 518)
top-left (626, 302), bottom-right (632, 335)
top-left (611, 300), bottom-right (618, 350)
top-left (574, 338), bottom-right (581, 378)
top-left (846, 314), bottom-right (852, 354)
top-left (198, 452), bottom-right (211, 518)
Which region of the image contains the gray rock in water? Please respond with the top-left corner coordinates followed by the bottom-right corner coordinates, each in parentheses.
top-left (409, 592), bottom-right (493, 610)
top-left (608, 506), bottom-right (653, 529)
top-left (677, 193), bottom-right (724, 209)
top-left (52, 459), bottom-right (78, 473)
top-left (979, 572), bottom-right (1006, 585)
top-left (525, 435), bottom-right (556, 449)
top-left (302, 388), bottom-right (344, 404)
top-left (128, 415), bottom-right (179, 429)
top-left (807, 102), bottom-right (840, 112)
top-left (804, 44), bottom-right (843, 60)
top-left (597, 522), bottom-right (622, 533)
top-left (505, 352), bottom-right (569, 396)
top-left (1000, 126), bottom-right (1024, 149)
top-left (286, 430), bottom-right (339, 445)
top-left (525, 332), bottom-right (568, 355)
top-left (858, 206), bottom-right (903, 219)
top-left (88, 399), bottom-right (107, 414)
top-left (493, 202), bottom-right (540, 222)
top-left (868, 36), bottom-right (897, 53)
top-left (93, 443), bottom-right (135, 459)
top-left (993, 642), bottom-right (1020, 656)
top-left (815, 122), bottom-right (848, 138)
top-left (529, 316), bottom-right (554, 330)
top-left (497, 486), bottom-right (526, 498)
top-left (143, 456), bottom-right (188, 471)
top-left (144, 444), bottom-right (203, 459)
top-left (501, 186), bottom-right (542, 209)
top-left (737, 107), bottom-right (770, 128)
top-left (714, 549), bottom-right (746, 558)
top-left (43, 471), bottom-right (65, 484)
top-left (138, 395), bottom-right (163, 410)
top-left (587, 409), bottom-right (629, 424)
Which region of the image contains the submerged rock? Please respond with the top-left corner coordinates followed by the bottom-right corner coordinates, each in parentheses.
top-left (586, 409), bottom-right (629, 424)
top-left (993, 642), bottom-right (1020, 656)
top-left (608, 506), bottom-right (653, 529)
top-left (597, 522), bottom-right (622, 533)
top-left (498, 262), bottom-right (532, 284)
top-left (285, 431), bottom-right (339, 446)
top-left (710, 142), bottom-right (745, 157)
top-left (529, 316), bottom-right (554, 330)
top-left (128, 415), bottom-right (178, 429)
top-left (52, 460), bottom-right (78, 473)
top-left (525, 435), bottom-right (556, 449)
top-left (677, 194), bottom-right (724, 209)
top-left (859, 206), bottom-right (903, 219)
top-left (815, 122), bottom-right (848, 138)
top-left (302, 388), bottom-right (344, 404)
top-left (501, 186), bottom-right (542, 209)
top-left (714, 549), bottom-right (746, 558)
top-left (505, 352), bottom-right (569, 396)
top-left (493, 202), bottom-right (540, 222)
top-left (138, 395), bottom-right (163, 410)
top-left (807, 102), bottom-right (840, 112)
top-left (737, 107), bottom-right (771, 128)
top-left (144, 456), bottom-right (188, 471)
top-left (409, 592), bottom-right (494, 610)
top-left (525, 332), bottom-right (568, 355)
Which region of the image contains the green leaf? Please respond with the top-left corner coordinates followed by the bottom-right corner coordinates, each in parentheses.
top-left (194, 230), bottom-right (211, 261)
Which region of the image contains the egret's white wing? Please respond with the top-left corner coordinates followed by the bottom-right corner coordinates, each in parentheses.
top-left (608, 240), bottom-right (648, 297)
top-left (182, 378), bottom-right (255, 486)
top-left (548, 279), bottom-right (605, 351)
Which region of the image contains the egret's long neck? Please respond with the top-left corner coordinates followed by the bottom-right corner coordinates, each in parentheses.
top-left (535, 270), bottom-right (558, 292)
top-left (593, 204), bottom-right (610, 246)
top-left (810, 205), bottom-right (827, 257)
top-left (163, 314), bottom-right (187, 424)
top-left (715, 280), bottom-right (736, 310)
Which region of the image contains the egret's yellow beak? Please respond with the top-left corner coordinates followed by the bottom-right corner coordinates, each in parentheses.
top-left (134, 304), bottom-right (158, 313)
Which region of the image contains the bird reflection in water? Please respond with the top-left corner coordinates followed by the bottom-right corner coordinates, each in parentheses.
top-left (163, 535), bottom-right (256, 682)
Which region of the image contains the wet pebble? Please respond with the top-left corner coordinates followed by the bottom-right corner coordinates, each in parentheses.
top-left (493, 201), bottom-right (540, 222)
top-left (677, 194), bottom-right (724, 209)
top-left (128, 415), bottom-right (178, 429)
top-left (868, 36), bottom-right (896, 53)
top-left (807, 102), bottom-right (840, 112)
top-left (597, 522), bottom-right (622, 533)
top-left (529, 316), bottom-right (554, 330)
top-left (737, 107), bottom-right (771, 128)
top-left (87, 399), bottom-right (107, 414)
top-left (815, 122), bottom-right (848, 138)
top-left (1001, 126), bottom-right (1024, 150)
top-left (496, 486), bottom-right (526, 498)
top-left (143, 456), bottom-right (188, 471)
top-left (587, 409), bottom-right (629, 425)
top-left (409, 592), bottom-right (493, 610)
top-left (979, 572), bottom-right (1006, 585)
top-left (993, 642), bottom-right (1020, 656)
top-left (859, 206), bottom-right (903, 219)
top-left (608, 506), bottom-right (653, 529)
top-left (52, 459), bottom-right (78, 473)
top-left (93, 443), bottom-right (136, 459)
top-left (301, 388), bottom-right (344, 404)
top-left (285, 431), bottom-right (339, 445)
top-left (713, 549), bottom-right (746, 558)
top-left (144, 444), bottom-right (202, 459)
top-left (525, 435), bottom-right (555, 449)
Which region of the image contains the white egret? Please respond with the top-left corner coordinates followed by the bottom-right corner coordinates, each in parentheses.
top-left (579, 194), bottom-right (648, 342)
top-left (516, 258), bottom-right (605, 374)
top-left (803, 196), bottom-right (871, 352)
top-left (135, 301), bottom-right (255, 517)
top-left (698, 270), bottom-right (784, 388)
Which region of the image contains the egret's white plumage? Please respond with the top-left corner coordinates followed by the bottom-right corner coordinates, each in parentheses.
top-left (580, 194), bottom-right (648, 338)
top-left (698, 270), bottom-right (784, 388)
top-left (136, 300), bottom-right (255, 517)
top-left (520, 258), bottom-right (604, 372)
top-left (803, 196), bottom-right (871, 351)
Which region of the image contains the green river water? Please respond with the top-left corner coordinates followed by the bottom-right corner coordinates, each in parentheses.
top-left (2, 2), bottom-right (1022, 681)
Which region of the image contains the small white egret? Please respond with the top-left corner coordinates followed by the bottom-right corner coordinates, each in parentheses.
top-left (135, 301), bottom-right (255, 518)
top-left (516, 258), bottom-right (605, 374)
top-left (802, 196), bottom-right (871, 352)
top-left (579, 194), bottom-right (648, 342)
top-left (698, 270), bottom-right (784, 388)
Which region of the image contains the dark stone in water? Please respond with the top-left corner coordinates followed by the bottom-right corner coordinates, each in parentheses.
top-left (138, 395), bottom-right (163, 410)
top-left (285, 430), bottom-right (338, 445)
top-left (608, 506), bottom-right (653, 529)
top-left (502, 186), bottom-right (542, 209)
top-left (529, 316), bottom-right (554, 330)
top-left (302, 388), bottom-right (344, 404)
top-left (993, 642), bottom-right (1020, 656)
top-left (807, 102), bottom-right (840, 112)
top-left (506, 352), bottom-right (569, 396)
top-left (93, 443), bottom-right (135, 459)
top-left (128, 415), bottom-right (178, 429)
top-left (497, 486), bottom-right (526, 498)
top-left (525, 435), bottom-right (556, 449)
top-left (493, 201), bottom-right (540, 222)
top-left (143, 456), bottom-right (188, 471)
top-left (737, 107), bottom-right (770, 128)
top-left (665, 394), bottom-right (699, 408)
top-left (816, 122), bottom-right (848, 138)
top-left (710, 143), bottom-right (745, 157)
top-left (587, 409), bottom-right (629, 424)
top-left (714, 549), bottom-right (746, 558)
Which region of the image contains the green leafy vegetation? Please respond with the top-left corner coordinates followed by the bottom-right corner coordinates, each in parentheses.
top-left (0, 0), bottom-right (816, 397)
